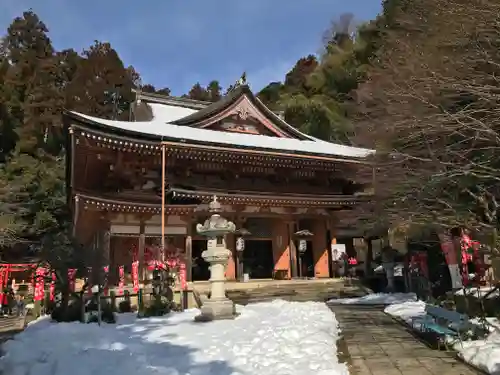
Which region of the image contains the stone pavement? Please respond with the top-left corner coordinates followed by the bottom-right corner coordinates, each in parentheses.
top-left (329, 304), bottom-right (481, 375)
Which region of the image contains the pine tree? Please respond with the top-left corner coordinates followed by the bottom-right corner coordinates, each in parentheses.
top-left (155, 87), bottom-right (171, 96)
top-left (66, 41), bottom-right (136, 119)
top-left (2, 10), bottom-right (55, 154)
top-left (0, 152), bottom-right (67, 245)
top-left (187, 82), bottom-right (209, 101)
top-left (207, 80), bottom-right (222, 102)
top-left (0, 51), bottom-right (16, 161)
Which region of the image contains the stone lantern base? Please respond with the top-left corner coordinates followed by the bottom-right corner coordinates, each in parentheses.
top-left (194, 298), bottom-right (237, 322)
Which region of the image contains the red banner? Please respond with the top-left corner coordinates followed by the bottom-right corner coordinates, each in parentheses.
top-left (34, 267), bottom-right (46, 301)
top-left (68, 269), bottom-right (76, 292)
top-left (179, 262), bottom-right (187, 290)
top-left (103, 265), bottom-right (109, 295)
top-left (118, 265), bottom-right (125, 296)
top-left (132, 261), bottom-right (139, 293)
top-left (0, 269), bottom-right (4, 302)
top-left (49, 272), bottom-right (56, 301)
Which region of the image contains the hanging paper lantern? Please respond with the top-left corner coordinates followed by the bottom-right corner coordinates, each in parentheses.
top-left (299, 239), bottom-right (307, 254)
top-left (236, 237), bottom-right (245, 252)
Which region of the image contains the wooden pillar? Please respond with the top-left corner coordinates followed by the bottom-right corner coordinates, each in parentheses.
top-left (103, 228), bottom-right (110, 266)
top-left (138, 221), bottom-right (146, 282)
top-left (72, 195), bottom-right (80, 238)
top-left (225, 233), bottom-right (236, 280)
top-left (185, 221), bottom-right (193, 282)
top-left (312, 219), bottom-right (329, 278)
top-left (288, 221), bottom-right (298, 278)
top-left (328, 218), bottom-right (337, 278)
top-left (365, 239), bottom-right (373, 277)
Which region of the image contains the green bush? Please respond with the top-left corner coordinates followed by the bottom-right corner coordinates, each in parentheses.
top-left (51, 298), bottom-right (83, 322)
top-left (142, 297), bottom-right (171, 317)
top-left (118, 300), bottom-right (132, 313)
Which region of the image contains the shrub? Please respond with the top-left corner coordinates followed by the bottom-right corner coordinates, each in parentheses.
top-left (118, 300), bottom-right (132, 313)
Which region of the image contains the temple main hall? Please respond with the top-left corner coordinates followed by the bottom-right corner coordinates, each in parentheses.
top-left (63, 83), bottom-right (374, 286)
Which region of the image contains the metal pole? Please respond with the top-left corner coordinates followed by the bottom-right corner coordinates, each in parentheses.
top-left (161, 145), bottom-right (166, 254)
top-left (97, 289), bottom-right (102, 326)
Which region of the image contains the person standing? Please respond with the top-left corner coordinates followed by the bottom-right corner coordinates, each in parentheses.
top-left (381, 246), bottom-right (397, 292)
top-left (15, 294), bottom-right (25, 317)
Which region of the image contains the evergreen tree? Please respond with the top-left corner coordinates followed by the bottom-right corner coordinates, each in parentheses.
top-left (257, 82), bottom-right (284, 107)
top-left (2, 10), bottom-right (55, 154)
top-left (0, 51), bottom-right (16, 161)
top-left (187, 82), bottom-right (209, 101)
top-left (0, 152), bottom-right (67, 246)
top-left (284, 55), bottom-right (318, 93)
top-left (66, 41), bottom-right (136, 119)
top-left (207, 80), bottom-right (222, 102)
top-left (155, 87), bottom-right (171, 96)
top-left (141, 84), bottom-right (156, 93)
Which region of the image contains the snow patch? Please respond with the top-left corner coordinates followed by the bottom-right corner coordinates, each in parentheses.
top-left (328, 293), bottom-right (417, 305)
top-left (148, 102), bottom-right (197, 123)
top-left (385, 300), bottom-right (500, 374)
top-left (0, 300), bottom-right (348, 375)
top-left (454, 286), bottom-right (500, 298)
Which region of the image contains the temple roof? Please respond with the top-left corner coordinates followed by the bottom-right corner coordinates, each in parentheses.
top-left (66, 111), bottom-right (374, 159)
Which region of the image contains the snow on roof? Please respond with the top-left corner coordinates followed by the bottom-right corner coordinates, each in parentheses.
top-left (70, 111), bottom-right (375, 159)
top-left (148, 103), bottom-right (197, 123)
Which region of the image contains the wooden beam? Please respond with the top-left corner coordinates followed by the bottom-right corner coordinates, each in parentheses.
top-left (288, 221), bottom-right (298, 278)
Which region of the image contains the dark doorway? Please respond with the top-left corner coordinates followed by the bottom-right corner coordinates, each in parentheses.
top-left (243, 240), bottom-right (274, 279)
top-left (296, 240), bottom-right (315, 278)
top-left (192, 240), bottom-right (210, 281)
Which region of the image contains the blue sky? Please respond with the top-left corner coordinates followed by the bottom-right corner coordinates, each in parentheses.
top-left (1, 0), bottom-right (382, 96)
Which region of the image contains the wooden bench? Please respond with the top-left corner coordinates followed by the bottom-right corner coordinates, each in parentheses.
top-left (414, 304), bottom-right (472, 350)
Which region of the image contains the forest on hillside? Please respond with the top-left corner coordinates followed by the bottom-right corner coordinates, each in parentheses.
top-left (2, 0), bottom-right (500, 262)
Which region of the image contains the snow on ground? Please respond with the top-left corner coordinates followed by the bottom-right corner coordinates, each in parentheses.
top-left (455, 286), bottom-right (500, 298)
top-left (0, 300), bottom-right (348, 375)
top-left (328, 292), bottom-right (417, 305)
top-left (384, 301), bottom-right (426, 326)
top-left (385, 300), bottom-right (500, 374)
top-left (458, 331), bottom-right (500, 375)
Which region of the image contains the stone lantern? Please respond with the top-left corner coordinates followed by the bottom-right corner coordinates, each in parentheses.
top-left (195, 196), bottom-right (237, 322)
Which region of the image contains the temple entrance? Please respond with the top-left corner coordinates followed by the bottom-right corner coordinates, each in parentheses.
top-left (243, 240), bottom-right (274, 279)
top-left (192, 239), bottom-right (210, 281)
top-left (296, 240), bottom-right (315, 278)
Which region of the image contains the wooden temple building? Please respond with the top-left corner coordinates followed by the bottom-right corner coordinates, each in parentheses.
top-left (63, 84), bottom-right (374, 286)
